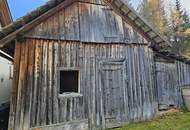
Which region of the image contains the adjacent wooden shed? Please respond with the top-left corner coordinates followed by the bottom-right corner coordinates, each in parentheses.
top-left (0, 0), bottom-right (190, 130)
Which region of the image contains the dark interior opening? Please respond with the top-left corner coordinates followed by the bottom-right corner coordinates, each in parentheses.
top-left (0, 103), bottom-right (10, 130)
top-left (60, 70), bottom-right (79, 94)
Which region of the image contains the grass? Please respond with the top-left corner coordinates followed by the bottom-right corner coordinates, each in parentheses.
top-left (109, 112), bottom-right (190, 130)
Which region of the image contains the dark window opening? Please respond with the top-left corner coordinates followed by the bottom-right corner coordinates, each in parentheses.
top-left (0, 103), bottom-right (10, 130)
top-left (60, 70), bottom-right (79, 94)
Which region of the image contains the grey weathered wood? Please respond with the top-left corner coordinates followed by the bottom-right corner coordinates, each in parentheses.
top-left (24, 1), bottom-right (148, 44)
top-left (30, 40), bottom-right (41, 127)
top-left (47, 41), bottom-right (53, 124)
top-left (9, 1), bottom-right (190, 130)
top-left (30, 119), bottom-right (88, 130)
top-left (23, 39), bottom-right (35, 130)
top-left (11, 38), bottom-right (179, 130)
top-left (8, 41), bottom-right (21, 130)
top-left (64, 3), bottom-right (80, 40)
top-left (52, 41), bottom-right (59, 124)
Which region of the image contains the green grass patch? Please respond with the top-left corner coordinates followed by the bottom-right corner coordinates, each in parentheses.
top-left (109, 112), bottom-right (190, 130)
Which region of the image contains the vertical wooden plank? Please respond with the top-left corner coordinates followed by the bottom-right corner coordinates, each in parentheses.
top-left (20, 41), bottom-right (30, 130)
top-left (85, 45), bottom-right (93, 129)
top-left (52, 41), bottom-right (59, 123)
top-left (136, 46), bottom-right (142, 120)
top-left (8, 41), bottom-right (21, 130)
top-left (23, 39), bottom-right (35, 129)
top-left (47, 40), bottom-right (53, 124)
top-left (94, 44), bottom-right (100, 127)
top-left (40, 40), bottom-right (48, 125)
top-left (90, 45), bottom-right (96, 129)
top-left (126, 45), bottom-right (133, 120)
top-left (131, 46), bottom-right (138, 121)
top-left (30, 40), bottom-right (42, 127)
top-left (14, 40), bottom-right (29, 130)
top-left (58, 8), bottom-right (65, 40)
top-left (65, 42), bottom-right (71, 67)
top-left (139, 46), bottom-right (148, 120)
top-left (36, 40), bottom-right (43, 126)
top-left (65, 2), bottom-right (80, 40)
top-left (146, 47), bottom-right (155, 118)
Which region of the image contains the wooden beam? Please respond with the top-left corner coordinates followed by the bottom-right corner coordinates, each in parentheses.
top-left (0, 0), bottom-right (76, 47)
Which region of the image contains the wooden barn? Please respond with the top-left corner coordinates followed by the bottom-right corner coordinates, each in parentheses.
top-left (0, 0), bottom-right (190, 130)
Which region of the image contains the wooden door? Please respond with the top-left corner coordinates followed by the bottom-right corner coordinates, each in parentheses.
top-left (99, 59), bottom-right (128, 128)
top-left (156, 61), bottom-right (178, 110)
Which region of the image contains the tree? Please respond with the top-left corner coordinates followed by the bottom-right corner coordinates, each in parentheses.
top-left (170, 0), bottom-right (190, 56)
top-left (138, 0), bottom-right (169, 35)
top-left (183, 10), bottom-right (190, 24)
top-left (138, 0), bottom-right (190, 57)
top-left (176, 0), bottom-right (183, 16)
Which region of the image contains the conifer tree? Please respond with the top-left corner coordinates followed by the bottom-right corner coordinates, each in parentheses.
top-left (176, 0), bottom-right (183, 16)
top-left (138, 0), bottom-right (190, 56)
top-left (183, 11), bottom-right (190, 24)
top-left (170, 0), bottom-right (190, 56)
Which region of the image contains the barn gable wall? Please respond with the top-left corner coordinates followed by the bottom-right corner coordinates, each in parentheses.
top-left (8, 1), bottom-right (190, 130)
top-left (24, 1), bottom-right (147, 44)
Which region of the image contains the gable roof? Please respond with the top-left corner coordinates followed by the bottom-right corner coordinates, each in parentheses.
top-left (0, 0), bottom-right (189, 63)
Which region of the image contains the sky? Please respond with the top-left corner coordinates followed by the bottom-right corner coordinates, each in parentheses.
top-left (7, 0), bottom-right (48, 20)
top-left (178, 0), bottom-right (190, 13)
top-left (7, 0), bottom-right (190, 21)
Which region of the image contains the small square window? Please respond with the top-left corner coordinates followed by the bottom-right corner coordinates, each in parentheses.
top-left (59, 70), bottom-right (79, 94)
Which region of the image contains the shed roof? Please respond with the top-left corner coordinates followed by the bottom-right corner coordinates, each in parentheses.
top-left (0, 0), bottom-right (189, 63)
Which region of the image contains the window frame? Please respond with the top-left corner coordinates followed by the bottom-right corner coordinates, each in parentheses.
top-left (57, 67), bottom-right (81, 97)
top-left (9, 63), bottom-right (13, 79)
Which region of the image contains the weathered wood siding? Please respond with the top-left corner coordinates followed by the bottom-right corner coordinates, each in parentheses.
top-left (176, 61), bottom-right (190, 87)
top-left (176, 61), bottom-right (190, 106)
top-left (8, 1), bottom-right (190, 130)
top-left (24, 1), bottom-right (148, 44)
top-left (9, 39), bottom-right (156, 130)
top-left (155, 57), bottom-right (190, 108)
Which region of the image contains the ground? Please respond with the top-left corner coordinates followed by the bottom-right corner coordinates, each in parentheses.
top-left (110, 111), bottom-right (190, 130)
